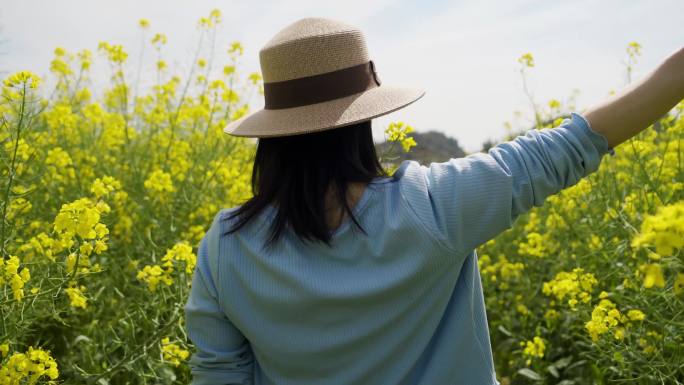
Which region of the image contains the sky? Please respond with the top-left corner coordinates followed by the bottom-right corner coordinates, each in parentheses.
top-left (1, 0), bottom-right (682, 153)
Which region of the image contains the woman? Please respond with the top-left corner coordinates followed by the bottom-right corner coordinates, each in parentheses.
top-left (183, 17), bottom-right (684, 385)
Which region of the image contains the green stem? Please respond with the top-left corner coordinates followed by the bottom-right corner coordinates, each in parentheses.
top-left (0, 83), bottom-right (27, 260)
top-left (223, 56), bottom-right (238, 122)
top-left (163, 29), bottom-right (206, 167)
top-left (87, 304), bottom-right (181, 381)
top-left (0, 83), bottom-right (29, 339)
top-left (520, 67), bottom-right (541, 129)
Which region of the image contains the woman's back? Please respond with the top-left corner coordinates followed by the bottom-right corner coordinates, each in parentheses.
top-left (184, 112), bottom-right (614, 385)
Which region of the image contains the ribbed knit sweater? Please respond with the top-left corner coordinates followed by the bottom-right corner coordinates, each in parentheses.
top-left (184, 112), bottom-right (615, 384)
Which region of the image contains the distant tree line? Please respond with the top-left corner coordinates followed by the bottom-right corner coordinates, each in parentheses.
top-left (376, 130), bottom-right (466, 166)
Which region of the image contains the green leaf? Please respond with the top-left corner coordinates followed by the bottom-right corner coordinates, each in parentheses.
top-left (554, 356), bottom-right (573, 369)
top-left (498, 325), bottom-right (514, 337)
top-left (547, 365), bottom-right (560, 378)
top-left (566, 359), bottom-right (587, 370)
top-left (518, 368), bottom-right (543, 381)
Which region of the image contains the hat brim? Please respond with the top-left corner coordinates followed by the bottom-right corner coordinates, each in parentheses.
top-left (223, 84), bottom-right (425, 138)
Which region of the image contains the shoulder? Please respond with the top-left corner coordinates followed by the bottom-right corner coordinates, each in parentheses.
top-left (215, 207), bottom-right (238, 225)
top-left (392, 159), bottom-right (427, 184)
top-left (393, 159), bottom-right (430, 200)
top-left (392, 159), bottom-right (423, 179)
top-left (201, 207), bottom-right (242, 295)
top-left (204, 207), bottom-right (241, 257)
top-left (210, 205), bottom-right (270, 243)
top-left (212, 206), bottom-right (245, 231)
top-left (391, 160), bottom-right (438, 232)
top-left (368, 160), bottom-right (432, 214)
top-left (389, 159), bottom-right (462, 254)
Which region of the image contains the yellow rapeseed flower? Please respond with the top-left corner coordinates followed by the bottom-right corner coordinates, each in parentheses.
top-left (548, 99), bottom-right (561, 109)
top-left (65, 285), bottom-right (88, 309)
top-left (137, 265), bottom-right (173, 292)
top-left (248, 72), bottom-right (262, 85)
top-left (401, 136), bottom-right (417, 152)
top-left (516, 304), bottom-right (529, 316)
top-left (518, 232), bottom-right (547, 257)
top-left (627, 41), bottom-right (642, 58)
top-left (584, 299), bottom-right (645, 342)
top-left (144, 169), bottom-right (176, 195)
top-left (585, 299), bottom-right (621, 341)
top-left (520, 336), bottom-right (545, 365)
top-left (90, 175), bottom-right (122, 199)
top-left (517, 53), bottom-right (534, 68)
top-left (97, 42), bottom-right (128, 64)
top-left (78, 48), bottom-right (93, 70)
top-left (675, 273), bottom-right (684, 295)
top-left (631, 201), bottom-right (684, 256)
top-left (209, 8), bottom-right (222, 22)
top-left (1, 346), bottom-right (59, 382)
top-left (627, 309), bottom-right (645, 322)
top-left (66, 253), bottom-right (90, 274)
top-left (228, 41), bottom-right (244, 56)
top-left (638, 263), bottom-right (665, 289)
top-left (542, 268), bottom-right (597, 310)
top-left (152, 33), bottom-right (168, 47)
top-left (161, 337), bottom-right (190, 367)
top-left (544, 309), bottom-right (559, 321)
top-left (161, 242), bottom-right (197, 274)
top-left (0, 256), bottom-right (30, 301)
top-left (479, 254), bottom-right (525, 289)
top-left (223, 65), bottom-right (235, 76)
top-left (53, 197), bottom-right (106, 240)
top-left (3, 70), bottom-right (42, 89)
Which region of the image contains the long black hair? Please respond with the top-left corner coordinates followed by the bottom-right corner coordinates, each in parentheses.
top-left (224, 119), bottom-right (390, 250)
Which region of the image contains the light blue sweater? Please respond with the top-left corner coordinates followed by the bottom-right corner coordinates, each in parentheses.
top-left (184, 112), bottom-right (615, 384)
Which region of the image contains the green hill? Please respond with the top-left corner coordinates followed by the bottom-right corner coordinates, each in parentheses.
top-left (376, 130), bottom-right (466, 167)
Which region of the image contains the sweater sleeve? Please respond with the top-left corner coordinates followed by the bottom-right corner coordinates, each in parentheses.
top-left (398, 112), bottom-right (615, 256)
top-left (184, 210), bottom-right (254, 385)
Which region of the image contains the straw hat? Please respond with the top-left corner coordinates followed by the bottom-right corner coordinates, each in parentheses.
top-left (223, 17), bottom-right (426, 138)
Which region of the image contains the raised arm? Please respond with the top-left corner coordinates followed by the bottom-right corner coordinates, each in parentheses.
top-left (582, 46), bottom-right (684, 148)
top-left (398, 112), bottom-right (614, 256)
top-left (397, 46), bottom-right (683, 259)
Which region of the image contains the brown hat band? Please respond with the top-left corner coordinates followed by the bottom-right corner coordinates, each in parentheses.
top-left (263, 60), bottom-right (382, 110)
